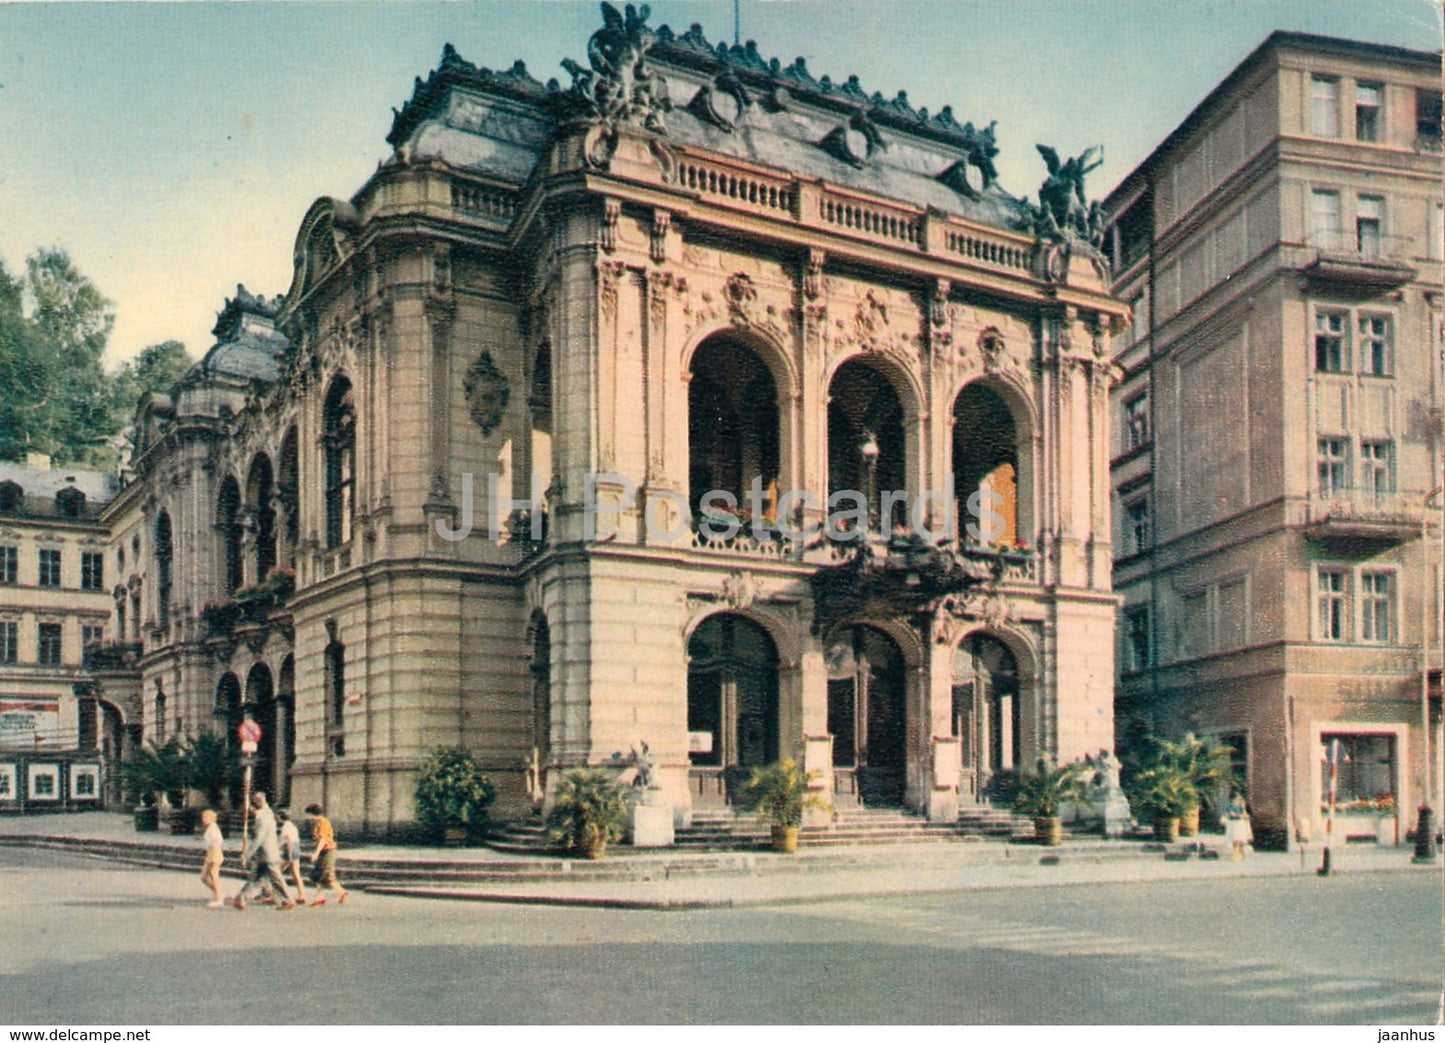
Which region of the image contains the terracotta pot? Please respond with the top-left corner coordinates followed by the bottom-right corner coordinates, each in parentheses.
top-left (133, 806), bottom-right (159, 832)
top-left (771, 825), bottom-right (800, 853)
top-left (1034, 815), bottom-right (1063, 846)
top-left (1154, 815), bottom-right (1180, 843)
top-left (1178, 805), bottom-right (1200, 837)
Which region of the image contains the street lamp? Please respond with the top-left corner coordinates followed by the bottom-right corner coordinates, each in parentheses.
top-left (859, 429), bottom-right (880, 534)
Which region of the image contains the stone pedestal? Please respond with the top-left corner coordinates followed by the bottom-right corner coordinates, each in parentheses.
top-left (628, 792), bottom-right (674, 847)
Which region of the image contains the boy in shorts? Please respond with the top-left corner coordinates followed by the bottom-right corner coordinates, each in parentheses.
top-left (199, 809), bottom-right (225, 908)
top-left (277, 809), bottom-right (308, 905)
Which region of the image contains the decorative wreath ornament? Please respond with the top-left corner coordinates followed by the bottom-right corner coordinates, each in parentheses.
top-left (464, 352), bottom-right (510, 436)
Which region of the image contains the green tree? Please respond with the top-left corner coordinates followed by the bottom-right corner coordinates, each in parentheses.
top-left (115, 339), bottom-right (192, 404)
top-left (24, 247), bottom-right (117, 466)
top-left (0, 258), bottom-right (50, 462)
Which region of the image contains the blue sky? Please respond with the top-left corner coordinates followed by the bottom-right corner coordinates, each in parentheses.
top-left (0, 0), bottom-right (1438, 367)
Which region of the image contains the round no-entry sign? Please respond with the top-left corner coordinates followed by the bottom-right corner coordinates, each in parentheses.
top-left (238, 719), bottom-right (262, 744)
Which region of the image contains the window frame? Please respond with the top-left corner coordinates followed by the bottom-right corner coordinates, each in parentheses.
top-left (1316, 438), bottom-right (1351, 497)
top-left (1359, 440), bottom-right (1395, 502)
top-left (37, 548), bottom-right (61, 588)
top-left (1310, 75), bottom-right (1340, 137)
top-left (1355, 195), bottom-right (1385, 257)
top-left (1313, 308), bottom-right (1349, 373)
top-left (1316, 567), bottom-right (1349, 642)
top-left (80, 551), bottom-right (104, 591)
top-left (37, 621), bottom-right (63, 666)
top-left (1123, 605), bottom-right (1151, 673)
top-left (1354, 81), bottom-right (1382, 142)
top-left (1359, 570), bottom-right (1394, 644)
top-left (0, 545), bottom-right (15, 585)
top-left (1311, 188), bottom-right (1341, 250)
top-left (1123, 392), bottom-right (1151, 452)
top-left (1123, 497), bottom-right (1151, 557)
top-left (0, 620), bottom-right (17, 664)
top-left (1357, 313), bottom-right (1392, 376)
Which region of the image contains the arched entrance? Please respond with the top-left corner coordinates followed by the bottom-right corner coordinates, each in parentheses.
top-left (826, 626), bottom-right (907, 806)
top-left (99, 700), bottom-right (125, 806)
top-left (952, 634), bottom-right (1020, 802)
top-left (687, 614), bottom-right (779, 805)
top-left (277, 656), bottom-right (295, 807)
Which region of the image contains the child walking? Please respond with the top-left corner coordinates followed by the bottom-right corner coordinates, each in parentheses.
top-left (277, 809), bottom-right (308, 905)
top-left (199, 809), bottom-right (225, 908)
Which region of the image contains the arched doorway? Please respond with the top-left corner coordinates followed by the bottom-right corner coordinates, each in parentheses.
top-left (826, 626), bottom-right (907, 806)
top-left (99, 700), bottom-right (125, 806)
top-left (688, 337), bottom-right (780, 521)
top-left (687, 614), bottom-right (779, 805)
top-left (828, 361), bottom-right (907, 533)
top-left (244, 664), bottom-right (277, 804)
top-left (953, 383), bottom-right (1022, 547)
top-left (952, 634), bottom-right (1020, 802)
top-left (214, 673), bottom-right (243, 806)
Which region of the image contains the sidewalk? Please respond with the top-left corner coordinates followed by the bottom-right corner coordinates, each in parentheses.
top-left (2, 810), bottom-right (1437, 910)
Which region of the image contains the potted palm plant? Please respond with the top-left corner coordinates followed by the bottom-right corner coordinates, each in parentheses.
top-left (1151, 733), bottom-right (1236, 836)
top-left (546, 767), bottom-right (628, 859)
top-left (747, 758), bottom-right (831, 853)
top-left (1129, 762), bottom-right (1198, 842)
top-left (1014, 756), bottom-right (1088, 846)
top-left (414, 746), bottom-right (496, 845)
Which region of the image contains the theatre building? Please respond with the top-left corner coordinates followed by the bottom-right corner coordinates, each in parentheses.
top-left (94, 7), bottom-right (1126, 834)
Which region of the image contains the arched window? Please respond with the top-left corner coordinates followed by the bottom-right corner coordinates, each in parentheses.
top-left (278, 428), bottom-right (299, 566)
top-left (828, 361), bottom-right (906, 532)
top-left (55, 486), bottom-right (86, 518)
top-left (323, 378), bottom-right (355, 549)
top-left (155, 511), bottom-right (173, 629)
top-left (687, 614), bottom-right (779, 770)
top-left (216, 477), bottom-right (242, 593)
top-left (688, 338), bottom-right (779, 521)
top-left (245, 454), bottom-right (275, 582)
top-left (953, 384), bottom-right (1021, 547)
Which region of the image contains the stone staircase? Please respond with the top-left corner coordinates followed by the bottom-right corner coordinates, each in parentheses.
top-left (490, 803), bottom-right (1048, 854)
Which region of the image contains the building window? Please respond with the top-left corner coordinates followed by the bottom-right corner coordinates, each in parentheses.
top-left (1417, 89), bottom-right (1442, 150)
top-left (1311, 190), bottom-right (1341, 249)
top-left (55, 487), bottom-right (85, 519)
top-left (1317, 439), bottom-right (1350, 496)
top-left (1356, 195), bottom-right (1384, 257)
top-left (38, 548), bottom-right (61, 588)
top-left (1360, 572), bottom-right (1393, 643)
top-left (81, 551), bottom-right (104, 591)
top-left (37, 622), bottom-right (62, 666)
top-left (1355, 82), bottom-right (1382, 141)
top-left (1321, 733), bottom-right (1394, 809)
top-left (81, 624), bottom-right (104, 648)
top-left (0, 621), bottom-right (16, 664)
top-left (1124, 605), bottom-right (1151, 673)
top-left (0, 481), bottom-right (22, 513)
top-left (1124, 498), bottom-right (1150, 556)
top-left (155, 512), bottom-right (173, 630)
top-left (74, 771), bottom-right (96, 797)
top-left (1360, 440), bottom-right (1394, 502)
top-left (1310, 75), bottom-right (1339, 136)
top-left (0, 546), bottom-right (15, 585)
top-left (1123, 392), bottom-right (1150, 451)
top-left (33, 773), bottom-right (55, 797)
top-left (1314, 310), bottom-right (1348, 372)
top-left (324, 377), bottom-right (356, 550)
top-left (1130, 289), bottom-right (1149, 342)
top-left (1317, 568), bottom-right (1348, 642)
top-left (1357, 315), bottom-right (1392, 376)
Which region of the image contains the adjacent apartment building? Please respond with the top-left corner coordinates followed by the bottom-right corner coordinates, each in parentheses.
top-left (1105, 32), bottom-right (1443, 847)
top-left (0, 457), bottom-right (117, 809)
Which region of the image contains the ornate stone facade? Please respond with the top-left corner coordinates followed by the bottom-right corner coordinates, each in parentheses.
top-left (94, 6), bottom-right (1125, 835)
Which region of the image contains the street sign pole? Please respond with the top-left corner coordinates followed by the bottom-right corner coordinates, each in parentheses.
top-left (237, 719), bottom-right (263, 859)
top-left (1318, 738), bottom-right (1339, 877)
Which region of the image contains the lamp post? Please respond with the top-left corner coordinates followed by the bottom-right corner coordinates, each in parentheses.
top-left (859, 430), bottom-right (880, 534)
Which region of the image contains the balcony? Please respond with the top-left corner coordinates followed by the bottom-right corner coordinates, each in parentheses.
top-left (1300, 231), bottom-right (1417, 291)
top-left (1301, 491), bottom-right (1426, 545)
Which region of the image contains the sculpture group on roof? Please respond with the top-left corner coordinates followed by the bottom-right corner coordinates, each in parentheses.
top-left (562, 2), bottom-right (672, 131)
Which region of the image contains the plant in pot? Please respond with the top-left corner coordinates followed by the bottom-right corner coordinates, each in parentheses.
top-left (120, 746), bottom-right (161, 831)
top-left (1150, 733), bottom-right (1236, 836)
top-left (414, 745), bottom-right (496, 845)
top-left (1129, 763), bottom-right (1198, 843)
top-left (546, 767), bottom-right (628, 859)
top-left (185, 731), bottom-right (235, 831)
top-left (1014, 756), bottom-right (1089, 846)
top-left (747, 757), bottom-right (831, 853)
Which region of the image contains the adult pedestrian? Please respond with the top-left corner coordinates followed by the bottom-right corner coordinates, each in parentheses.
top-left (277, 809), bottom-right (308, 905)
top-left (199, 808), bottom-right (225, 908)
top-left (305, 802), bottom-right (349, 906)
top-left (228, 791), bottom-right (294, 911)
